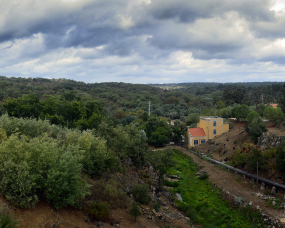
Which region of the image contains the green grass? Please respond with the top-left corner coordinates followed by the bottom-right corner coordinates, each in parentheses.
top-left (168, 149), bottom-right (267, 228)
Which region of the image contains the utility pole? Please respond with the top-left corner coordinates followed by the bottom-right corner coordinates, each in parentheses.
top-left (257, 162), bottom-right (259, 188)
top-left (261, 94), bottom-right (264, 105)
top-left (149, 101), bottom-right (151, 116)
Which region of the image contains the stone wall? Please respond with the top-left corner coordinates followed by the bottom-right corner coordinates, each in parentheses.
top-left (258, 132), bottom-right (285, 148)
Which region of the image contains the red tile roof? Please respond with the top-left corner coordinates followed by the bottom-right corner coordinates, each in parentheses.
top-left (189, 128), bottom-right (206, 137)
top-left (269, 104), bottom-right (278, 107)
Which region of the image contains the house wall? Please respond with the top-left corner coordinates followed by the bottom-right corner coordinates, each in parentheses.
top-left (185, 130), bottom-right (207, 148)
top-left (199, 118), bottom-right (229, 140)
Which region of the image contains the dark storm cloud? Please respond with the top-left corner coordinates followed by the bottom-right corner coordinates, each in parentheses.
top-left (0, 0), bottom-right (285, 83)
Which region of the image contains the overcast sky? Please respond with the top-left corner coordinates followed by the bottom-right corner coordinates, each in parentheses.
top-left (0, 0), bottom-right (285, 84)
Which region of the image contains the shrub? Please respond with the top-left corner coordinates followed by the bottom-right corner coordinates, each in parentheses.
top-left (186, 205), bottom-right (199, 224)
top-left (263, 149), bottom-right (276, 160)
top-left (0, 207), bottom-right (18, 228)
top-left (129, 201), bottom-right (141, 221)
top-left (198, 174), bottom-right (209, 180)
top-left (0, 133), bottom-right (90, 208)
top-left (164, 180), bottom-right (179, 187)
top-left (131, 184), bottom-right (151, 204)
top-left (276, 142), bottom-right (285, 176)
top-left (247, 148), bottom-right (268, 172)
top-left (85, 177), bottom-right (131, 209)
top-left (86, 202), bottom-right (110, 220)
top-left (231, 151), bottom-right (248, 168)
top-left (153, 201), bottom-right (161, 212)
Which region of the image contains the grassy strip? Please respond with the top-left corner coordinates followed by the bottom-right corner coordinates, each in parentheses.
top-left (168, 149), bottom-right (267, 228)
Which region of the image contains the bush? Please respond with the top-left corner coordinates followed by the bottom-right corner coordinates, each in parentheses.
top-left (247, 148), bottom-right (268, 172)
top-left (0, 129), bottom-right (91, 208)
top-left (263, 149), bottom-right (276, 160)
top-left (153, 201), bottom-right (161, 212)
top-left (85, 177), bottom-right (131, 209)
top-left (247, 117), bottom-right (266, 144)
top-left (0, 208), bottom-right (18, 228)
top-left (276, 142), bottom-right (285, 176)
top-left (86, 202), bottom-right (110, 220)
top-left (231, 151), bottom-right (248, 168)
top-left (164, 180), bottom-right (179, 187)
top-left (129, 201), bottom-right (142, 221)
top-left (198, 174), bottom-right (209, 180)
top-left (131, 184), bottom-right (151, 204)
top-left (186, 205), bottom-right (199, 224)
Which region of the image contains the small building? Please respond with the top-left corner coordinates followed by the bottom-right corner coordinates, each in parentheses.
top-left (269, 103), bottom-right (278, 109)
top-left (197, 116), bottom-right (229, 140)
top-left (185, 116), bottom-right (229, 148)
top-left (185, 128), bottom-right (207, 148)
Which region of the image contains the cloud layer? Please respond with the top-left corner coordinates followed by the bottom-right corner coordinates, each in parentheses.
top-left (0, 0), bottom-right (285, 83)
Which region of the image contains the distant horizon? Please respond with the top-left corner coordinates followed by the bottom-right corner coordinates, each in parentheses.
top-left (1, 75), bottom-right (285, 85)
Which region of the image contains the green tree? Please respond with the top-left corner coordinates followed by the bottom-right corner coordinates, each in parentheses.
top-left (276, 142), bottom-right (285, 176)
top-left (216, 100), bottom-right (226, 109)
top-left (234, 104), bottom-right (250, 121)
top-left (247, 117), bottom-right (266, 144)
top-left (256, 104), bottom-right (265, 117)
top-left (246, 111), bottom-right (260, 122)
top-left (248, 148), bottom-right (268, 172)
top-left (263, 106), bottom-right (283, 123)
top-left (185, 113), bottom-right (200, 126)
top-left (172, 120), bottom-right (187, 143)
top-left (146, 148), bottom-right (175, 191)
top-left (129, 201), bottom-right (142, 221)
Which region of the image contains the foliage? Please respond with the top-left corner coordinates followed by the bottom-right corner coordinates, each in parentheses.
top-left (247, 116), bottom-right (266, 144)
top-left (247, 148), bottom-right (268, 172)
top-left (85, 177), bottom-right (131, 209)
top-left (131, 184), bottom-right (151, 205)
top-left (0, 132), bottom-right (91, 209)
top-left (198, 174), bottom-right (209, 180)
top-left (172, 120), bottom-right (187, 143)
top-left (256, 104), bottom-right (266, 116)
top-left (143, 116), bottom-right (171, 147)
top-left (0, 207), bottom-right (18, 228)
top-left (216, 100), bottom-right (226, 109)
top-left (2, 94), bottom-right (105, 130)
top-left (185, 113), bottom-right (200, 126)
top-left (263, 149), bottom-right (276, 160)
top-left (246, 111), bottom-right (260, 122)
top-left (86, 202), bottom-right (110, 220)
top-left (265, 198), bottom-right (282, 209)
top-left (146, 148), bottom-right (175, 191)
top-left (169, 149), bottom-right (267, 227)
top-left (231, 151), bottom-right (248, 168)
top-left (153, 201), bottom-right (162, 212)
top-left (276, 142), bottom-right (285, 176)
top-left (234, 104), bottom-right (250, 121)
top-left (129, 201), bottom-right (142, 221)
top-left (263, 106), bottom-right (284, 124)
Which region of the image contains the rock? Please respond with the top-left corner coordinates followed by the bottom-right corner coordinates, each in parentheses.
top-left (195, 169), bottom-right (208, 177)
top-left (97, 222), bottom-right (103, 227)
top-left (272, 201), bottom-right (276, 206)
top-left (170, 175), bottom-right (180, 179)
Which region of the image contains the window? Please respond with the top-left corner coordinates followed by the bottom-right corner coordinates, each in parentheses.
top-left (214, 129), bottom-right (216, 135)
top-left (201, 139), bottom-right (205, 143)
top-left (194, 140), bottom-right (198, 145)
top-left (213, 121), bottom-right (216, 127)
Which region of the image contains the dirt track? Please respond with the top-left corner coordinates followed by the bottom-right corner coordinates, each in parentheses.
top-left (171, 145), bottom-right (285, 221)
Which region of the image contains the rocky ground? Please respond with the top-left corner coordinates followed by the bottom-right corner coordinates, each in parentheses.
top-left (0, 164), bottom-right (194, 228)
